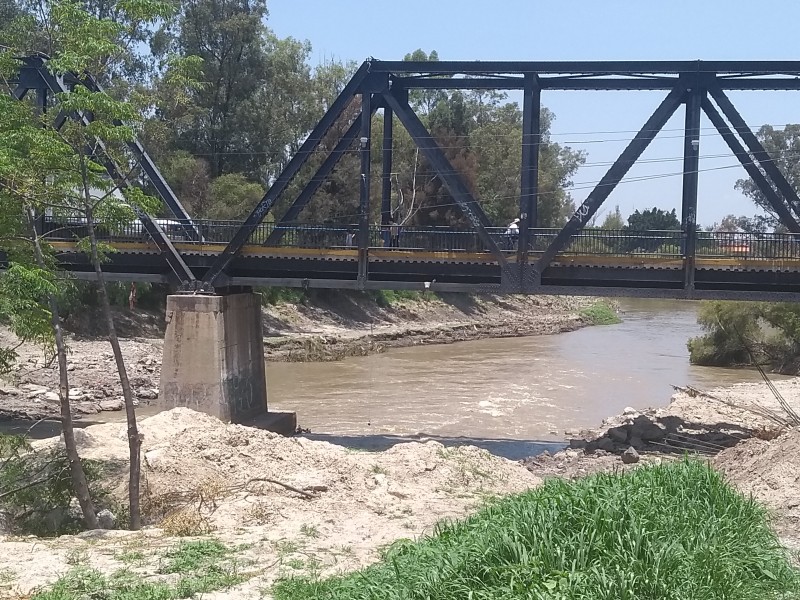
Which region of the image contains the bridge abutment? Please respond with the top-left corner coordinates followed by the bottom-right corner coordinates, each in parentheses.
top-left (159, 292), bottom-right (295, 432)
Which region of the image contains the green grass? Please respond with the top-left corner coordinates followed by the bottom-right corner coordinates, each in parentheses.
top-left (368, 289), bottom-right (436, 308)
top-left (580, 300), bottom-right (622, 325)
top-left (273, 460), bottom-right (800, 600)
top-left (33, 540), bottom-right (245, 600)
top-left (161, 539), bottom-right (230, 573)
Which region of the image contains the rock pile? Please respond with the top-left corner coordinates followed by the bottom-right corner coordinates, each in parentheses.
top-left (0, 382), bottom-right (158, 418)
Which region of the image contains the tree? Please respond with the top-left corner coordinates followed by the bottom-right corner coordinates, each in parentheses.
top-left (1, 0), bottom-right (188, 530)
top-left (0, 73), bottom-right (100, 529)
top-left (600, 205), bottom-right (625, 230)
top-left (624, 207), bottom-right (680, 231)
top-left (735, 124), bottom-right (800, 229)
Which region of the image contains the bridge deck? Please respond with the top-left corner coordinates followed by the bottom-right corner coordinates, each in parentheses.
top-left (48, 240), bottom-right (800, 272)
top-left (42, 237), bottom-right (800, 302)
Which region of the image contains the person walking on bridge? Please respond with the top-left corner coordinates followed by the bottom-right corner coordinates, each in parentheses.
top-left (506, 218), bottom-right (520, 250)
top-left (389, 219), bottom-right (401, 248)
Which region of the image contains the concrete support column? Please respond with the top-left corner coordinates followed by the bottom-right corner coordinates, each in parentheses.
top-left (159, 292), bottom-right (267, 423)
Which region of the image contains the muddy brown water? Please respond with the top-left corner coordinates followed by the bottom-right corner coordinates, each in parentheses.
top-left (266, 298), bottom-right (787, 458)
top-left (4, 299), bottom-right (787, 458)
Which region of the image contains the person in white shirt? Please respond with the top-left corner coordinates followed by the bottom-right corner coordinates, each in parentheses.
top-left (506, 218), bottom-right (520, 249)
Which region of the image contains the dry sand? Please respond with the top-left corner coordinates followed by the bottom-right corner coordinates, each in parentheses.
top-left (0, 408), bottom-right (540, 598)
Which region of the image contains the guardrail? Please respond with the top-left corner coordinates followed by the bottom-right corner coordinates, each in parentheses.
top-left (41, 218), bottom-right (800, 260)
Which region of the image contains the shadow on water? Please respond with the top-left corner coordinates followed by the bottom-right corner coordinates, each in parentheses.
top-left (304, 432), bottom-right (566, 460)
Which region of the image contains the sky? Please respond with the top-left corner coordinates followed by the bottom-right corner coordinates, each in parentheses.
top-left (266, 0), bottom-right (800, 226)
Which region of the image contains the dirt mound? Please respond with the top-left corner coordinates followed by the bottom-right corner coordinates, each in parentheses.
top-left (714, 427), bottom-right (800, 522)
top-left (36, 408), bottom-right (539, 534)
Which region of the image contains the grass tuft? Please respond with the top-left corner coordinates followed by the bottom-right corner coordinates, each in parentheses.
top-left (580, 300), bottom-right (621, 325)
top-left (273, 460), bottom-right (799, 600)
top-left (33, 540), bottom-right (245, 600)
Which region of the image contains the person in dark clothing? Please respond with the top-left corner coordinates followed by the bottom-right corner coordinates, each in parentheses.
top-left (389, 220), bottom-right (401, 248)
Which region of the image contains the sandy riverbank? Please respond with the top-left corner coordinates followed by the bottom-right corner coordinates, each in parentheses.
top-left (0, 377), bottom-right (799, 598)
top-left (0, 294), bottom-right (591, 421)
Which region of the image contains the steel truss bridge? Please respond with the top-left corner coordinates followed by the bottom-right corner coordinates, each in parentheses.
top-left (9, 57), bottom-right (800, 301)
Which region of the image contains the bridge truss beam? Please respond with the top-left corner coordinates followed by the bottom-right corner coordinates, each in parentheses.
top-left (6, 56), bottom-right (198, 285)
top-left (205, 59), bottom-right (800, 294)
top-left (14, 58), bottom-right (800, 295)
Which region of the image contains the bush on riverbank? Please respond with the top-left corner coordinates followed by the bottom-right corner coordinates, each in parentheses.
top-left (579, 300), bottom-right (621, 325)
top-left (688, 301), bottom-right (800, 373)
top-left (0, 434), bottom-right (111, 535)
top-left (273, 460), bottom-right (799, 600)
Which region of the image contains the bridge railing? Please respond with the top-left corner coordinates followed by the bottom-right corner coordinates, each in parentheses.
top-left (41, 218), bottom-right (800, 260)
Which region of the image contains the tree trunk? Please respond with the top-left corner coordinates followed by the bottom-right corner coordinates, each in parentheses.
top-left (25, 208), bottom-right (99, 529)
top-left (83, 205), bottom-right (142, 530)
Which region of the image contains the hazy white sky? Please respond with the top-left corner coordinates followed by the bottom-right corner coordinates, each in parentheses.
top-left (267, 0), bottom-right (800, 226)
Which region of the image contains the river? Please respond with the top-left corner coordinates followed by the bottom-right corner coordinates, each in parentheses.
top-left (266, 298), bottom-right (782, 457)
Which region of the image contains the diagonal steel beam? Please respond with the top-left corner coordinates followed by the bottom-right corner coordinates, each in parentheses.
top-left (534, 85), bottom-right (686, 275)
top-left (709, 86), bottom-right (800, 223)
top-left (27, 62), bottom-right (197, 284)
top-left (200, 61), bottom-right (373, 289)
top-left (383, 90), bottom-right (507, 266)
top-left (11, 85), bottom-right (28, 100)
top-left (264, 102), bottom-right (380, 246)
top-left (78, 72), bottom-right (200, 240)
top-left (702, 97), bottom-right (800, 233)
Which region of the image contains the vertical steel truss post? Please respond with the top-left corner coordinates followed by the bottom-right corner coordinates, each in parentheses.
top-left (709, 87), bottom-right (800, 224)
top-left (517, 75), bottom-right (540, 289)
top-left (357, 94), bottom-right (372, 286)
top-left (681, 83), bottom-right (702, 292)
top-left (381, 106), bottom-right (394, 224)
top-left (534, 85), bottom-right (686, 276)
top-left (383, 90), bottom-right (508, 266)
top-left (702, 98), bottom-right (800, 233)
top-left (200, 62), bottom-right (373, 289)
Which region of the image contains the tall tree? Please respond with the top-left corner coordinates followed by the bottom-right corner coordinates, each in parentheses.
top-left (735, 124), bottom-right (800, 229)
top-left (1, 0), bottom-right (188, 529)
top-left (0, 66), bottom-right (99, 529)
top-left (624, 207), bottom-right (681, 231)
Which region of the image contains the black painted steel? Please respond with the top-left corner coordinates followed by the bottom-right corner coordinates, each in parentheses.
top-left (342, 76), bottom-right (800, 92)
top-left (702, 98), bottom-right (800, 233)
top-left (381, 106), bottom-right (393, 224)
top-left (534, 85), bottom-right (687, 276)
top-left (265, 116), bottom-right (363, 246)
top-left (30, 64), bottom-right (197, 284)
top-left (9, 58), bottom-right (197, 284)
top-left (199, 62), bottom-right (371, 289)
top-left (375, 60), bottom-right (800, 75)
top-left (709, 87), bottom-right (800, 224)
top-left (79, 72), bottom-right (200, 240)
top-left (518, 75), bottom-right (540, 274)
top-left (358, 93), bottom-right (372, 285)
top-left (11, 84), bottom-right (27, 100)
top-left (681, 85), bottom-right (702, 290)
top-left (383, 90), bottom-right (508, 266)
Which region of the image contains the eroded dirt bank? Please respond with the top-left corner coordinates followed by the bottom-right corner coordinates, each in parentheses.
top-left (0, 294), bottom-right (590, 421)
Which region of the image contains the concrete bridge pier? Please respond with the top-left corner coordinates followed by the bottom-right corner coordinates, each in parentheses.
top-left (159, 290), bottom-right (296, 433)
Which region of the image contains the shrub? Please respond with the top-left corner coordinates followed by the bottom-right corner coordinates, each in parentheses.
top-left (0, 438), bottom-right (108, 536)
top-left (580, 301), bottom-right (621, 325)
top-left (274, 460), bottom-right (799, 600)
